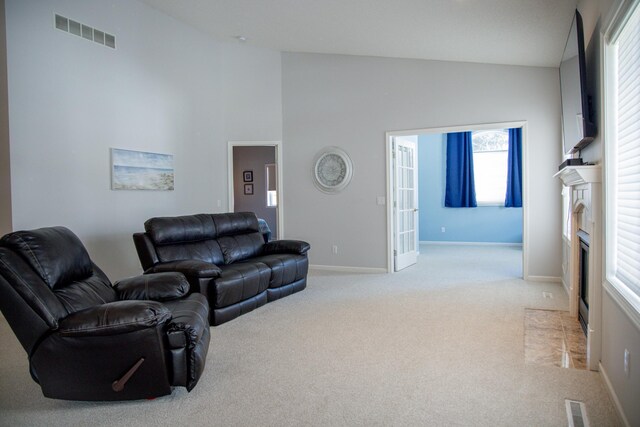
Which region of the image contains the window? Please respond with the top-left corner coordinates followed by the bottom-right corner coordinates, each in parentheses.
top-left (265, 163), bottom-right (277, 207)
top-left (472, 129), bottom-right (509, 205)
top-left (604, 2), bottom-right (640, 315)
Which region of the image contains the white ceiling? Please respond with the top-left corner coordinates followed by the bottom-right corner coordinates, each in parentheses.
top-left (140, 0), bottom-right (578, 68)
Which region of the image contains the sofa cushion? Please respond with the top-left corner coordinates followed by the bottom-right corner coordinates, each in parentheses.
top-left (214, 263), bottom-right (270, 308)
top-left (241, 254), bottom-right (309, 289)
top-left (145, 214), bottom-right (216, 245)
top-left (211, 212), bottom-right (259, 237)
top-left (155, 240), bottom-right (225, 266)
top-left (217, 233), bottom-right (265, 264)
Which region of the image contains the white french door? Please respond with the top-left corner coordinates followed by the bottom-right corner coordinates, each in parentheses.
top-left (393, 137), bottom-right (418, 271)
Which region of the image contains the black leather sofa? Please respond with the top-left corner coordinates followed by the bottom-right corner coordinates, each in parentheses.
top-left (133, 212), bottom-right (310, 326)
top-left (0, 226), bottom-right (210, 401)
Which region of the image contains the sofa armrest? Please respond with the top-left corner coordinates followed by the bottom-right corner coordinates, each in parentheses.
top-left (58, 301), bottom-right (171, 337)
top-left (145, 260), bottom-right (222, 279)
top-left (114, 272), bottom-right (190, 302)
top-left (263, 240), bottom-right (310, 255)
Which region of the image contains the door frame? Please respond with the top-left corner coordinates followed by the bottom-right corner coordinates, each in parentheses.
top-left (385, 121), bottom-right (529, 277)
top-left (228, 140), bottom-right (284, 239)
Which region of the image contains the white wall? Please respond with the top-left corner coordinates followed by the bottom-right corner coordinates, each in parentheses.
top-left (576, 0), bottom-right (640, 425)
top-left (0, 0), bottom-right (11, 236)
top-left (5, 0), bottom-right (282, 279)
top-left (283, 53), bottom-right (562, 277)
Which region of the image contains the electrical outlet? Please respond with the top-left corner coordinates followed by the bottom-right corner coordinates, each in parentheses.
top-left (332, 245), bottom-right (338, 255)
top-left (624, 349), bottom-right (630, 377)
top-left (441, 226), bottom-right (446, 233)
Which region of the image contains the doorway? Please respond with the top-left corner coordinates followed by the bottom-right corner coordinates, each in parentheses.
top-left (228, 141), bottom-right (283, 239)
top-left (386, 121), bottom-right (528, 277)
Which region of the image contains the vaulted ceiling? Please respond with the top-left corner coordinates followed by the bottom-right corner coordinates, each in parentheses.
top-left (141, 0), bottom-right (578, 68)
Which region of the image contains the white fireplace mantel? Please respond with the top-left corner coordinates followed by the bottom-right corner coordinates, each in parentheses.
top-left (554, 163), bottom-right (602, 371)
top-left (553, 165), bottom-right (601, 186)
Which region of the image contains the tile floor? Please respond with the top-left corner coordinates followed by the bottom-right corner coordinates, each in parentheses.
top-left (524, 309), bottom-right (587, 369)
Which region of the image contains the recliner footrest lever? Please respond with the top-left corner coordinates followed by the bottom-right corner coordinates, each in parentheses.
top-left (112, 358), bottom-right (145, 392)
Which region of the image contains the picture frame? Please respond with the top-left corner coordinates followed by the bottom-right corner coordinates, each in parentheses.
top-left (111, 148), bottom-right (174, 191)
top-left (243, 170), bottom-right (253, 182)
top-left (244, 183), bottom-right (254, 195)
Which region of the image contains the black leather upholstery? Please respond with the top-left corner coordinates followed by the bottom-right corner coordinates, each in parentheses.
top-left (0, 226), bottom-right (211, 401)
top-left (114, 272), bottom-right (190, 301)
top-left (134, 212), bottom-right (310, 325)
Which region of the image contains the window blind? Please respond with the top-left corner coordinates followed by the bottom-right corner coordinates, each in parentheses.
top-left (614, 4), bottom-right (640, 296)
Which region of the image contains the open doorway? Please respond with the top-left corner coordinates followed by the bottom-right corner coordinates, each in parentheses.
top-left (228, 141), bottom-right (283, 239)
top-left (386, 121), bottom-right (528, 278)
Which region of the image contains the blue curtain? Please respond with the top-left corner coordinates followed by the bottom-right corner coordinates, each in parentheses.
top-left (505, 128), bottom-right (523, 207)
top-left (445, 132), bottom-right (477, 207)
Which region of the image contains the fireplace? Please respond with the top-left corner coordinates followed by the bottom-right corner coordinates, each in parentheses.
top-left (577, 230), bottom-right (590, 335)
top-left (554, 164), bottom-right (602, 371)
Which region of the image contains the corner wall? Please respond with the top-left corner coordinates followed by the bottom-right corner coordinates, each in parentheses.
top-left (5, 0), bottom-right (282, 278)
top-left (0, 0), bottom-right (11, 235)
top-left (576, 0), bottom-right (640, 425)
top-left (283, 53), bottom-right (561, 276)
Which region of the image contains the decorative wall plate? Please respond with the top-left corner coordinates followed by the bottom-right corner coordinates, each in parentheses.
top-left (312, 147), bottom-right (353, 194)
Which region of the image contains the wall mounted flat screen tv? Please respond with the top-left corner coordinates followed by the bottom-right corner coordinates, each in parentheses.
top-left (559, 10), bottom-right (597, 156)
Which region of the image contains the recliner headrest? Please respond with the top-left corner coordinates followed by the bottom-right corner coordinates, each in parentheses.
top-left (0, 226), bottom-right (93, 289)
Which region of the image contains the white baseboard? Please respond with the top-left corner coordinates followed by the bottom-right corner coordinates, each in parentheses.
top-left (525, 275), bottom-right (562, 283)
top-left (309, 264), bottom-right (387, 274)
top-left (599, 362), bottom-right (631, 427)
top-left (420, 241), bottom-right (523, 247)
top-left (561, 279), bottom-right (570, 295)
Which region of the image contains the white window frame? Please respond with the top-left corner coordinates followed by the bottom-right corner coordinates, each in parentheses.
top-left (472, 129), bottom-right (509, 206)
top-left (603, 0), bottom-right (640, 327)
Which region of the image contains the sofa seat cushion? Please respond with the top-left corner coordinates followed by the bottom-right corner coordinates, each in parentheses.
top-left (214, 263), bottom-right (270, 309)
top-left (241, 254), bottom-right (308, 289)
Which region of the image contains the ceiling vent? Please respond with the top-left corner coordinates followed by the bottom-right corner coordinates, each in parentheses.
top-left (54, 14), bottom-right (115, 49)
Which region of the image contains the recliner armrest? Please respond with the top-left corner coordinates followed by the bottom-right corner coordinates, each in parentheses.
top-left (145, 260), bottom-right (222, 279)
top-left (114, 272), bottom-right (190, 301)
top-left (58, 301), bottom-right (171, 337)
top-left (263, 240), bottom-right (310, 255)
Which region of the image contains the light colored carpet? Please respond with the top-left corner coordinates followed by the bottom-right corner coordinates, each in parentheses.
top-left (0, 245), bottom-right (621, 426)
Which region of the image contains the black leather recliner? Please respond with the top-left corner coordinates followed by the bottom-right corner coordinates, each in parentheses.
top-left (0, 226), bottom-right (210, 401)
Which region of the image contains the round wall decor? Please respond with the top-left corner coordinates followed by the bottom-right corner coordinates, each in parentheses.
top-left (312, 146), bottom-right (353, 194)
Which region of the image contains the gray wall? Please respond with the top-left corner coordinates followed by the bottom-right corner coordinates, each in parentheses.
top-left (0, 0), bottom-right (11, 236)
top-left (233, 146), bottom-right (277, 236)
top-left (5, 0), bottom-right (282, 279)
top-left (283, 53), bottom-right (562, 276)
top-left (577, 0), bottom-right (640, 425)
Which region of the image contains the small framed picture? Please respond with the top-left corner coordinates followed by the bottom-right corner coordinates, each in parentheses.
top-left (243, 170), bottom-right (253, 182)
top-left (244, 183), bottom-right (254, 195)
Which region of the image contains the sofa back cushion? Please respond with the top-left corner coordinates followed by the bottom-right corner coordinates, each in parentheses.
top-left (156, 240), bottom-right (225, 265)
top-left (145, 214), bottom-right (225, 265)
top-left (145, 214), bottom-right (217, 244)
top-left (217, 233), bottom-right (265, 264)
top-left (212, 213), bottom-right (264, 264)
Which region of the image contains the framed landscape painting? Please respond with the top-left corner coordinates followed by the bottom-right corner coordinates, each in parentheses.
top-left (111, 148), bottom-right (174, 190)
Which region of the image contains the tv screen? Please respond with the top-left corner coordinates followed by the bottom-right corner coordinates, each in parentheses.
top-left (559, 10), bottom-right (596, 156)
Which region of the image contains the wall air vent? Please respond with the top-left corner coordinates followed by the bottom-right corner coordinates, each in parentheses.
top-left (54, 14), bottom-right (115, 49)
